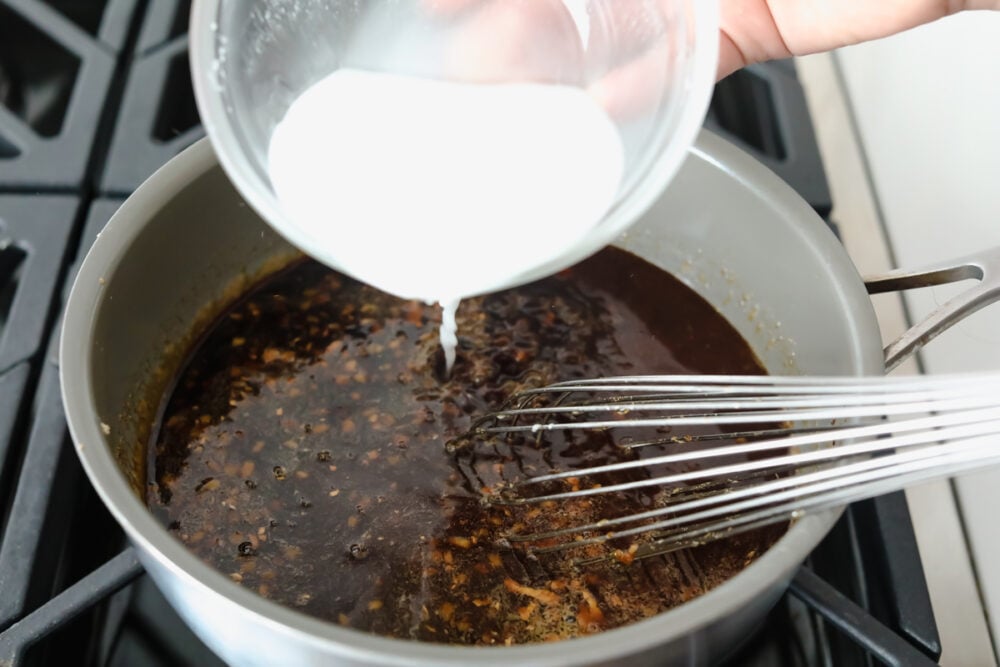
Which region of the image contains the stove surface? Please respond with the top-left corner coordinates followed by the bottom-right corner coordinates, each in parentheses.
top-left (0, 1), bottom-right (943, 665)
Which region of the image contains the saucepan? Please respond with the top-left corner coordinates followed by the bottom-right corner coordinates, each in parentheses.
top-left (60, 131), bottom-right (991, 666)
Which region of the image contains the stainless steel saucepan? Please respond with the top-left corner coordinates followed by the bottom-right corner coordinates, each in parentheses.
top-left (60, 131), bottom-right (991, 666)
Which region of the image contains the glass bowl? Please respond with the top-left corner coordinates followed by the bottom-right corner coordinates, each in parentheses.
top-left (190, 0), bottom-right (719, 296)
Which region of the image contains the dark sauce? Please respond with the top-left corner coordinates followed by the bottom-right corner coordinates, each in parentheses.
top-left (148, 247), bottom-right (783, 645)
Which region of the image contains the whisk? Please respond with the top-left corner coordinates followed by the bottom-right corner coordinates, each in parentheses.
top-left (464, 373), bottom-right (1000, 564)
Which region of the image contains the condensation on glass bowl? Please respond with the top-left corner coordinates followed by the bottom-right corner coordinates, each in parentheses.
top-left (190, 0), bottom-right (720, 293)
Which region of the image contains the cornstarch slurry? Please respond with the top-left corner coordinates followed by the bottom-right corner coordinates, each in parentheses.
top-left (267, 68), bottom-right (625, 369)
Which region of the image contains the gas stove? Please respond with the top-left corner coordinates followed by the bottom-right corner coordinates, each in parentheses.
top-left (0, 2), bottom-right (942, 665)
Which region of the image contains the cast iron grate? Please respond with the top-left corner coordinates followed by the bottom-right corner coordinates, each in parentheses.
top-left (0, 196), bottom-right (78, 526)
top-left (36, 0), bottom-right (140, 50)
top-left (707, 62), bottom-right (833, 220)
top-left (38, 0), bottom-right (110, 38)
top-left (0, 0), bottom-right (129, 191)
top-left (0, 197), bottom-right (78, 387)
top-left (99, 0), bottom-right (200, 196)
top-left (0, 242), bottom-right (29, 331)
top-left (151, 49), bottom-right (200, 143)
top-left (0, 198), bottom-right (125, 662)
top-left (0, 136), bottom-right (18, 160)
top-left (711, 68), bottom-right (788, 160)
top-left (0, 2), bottom-right (83, 139)
top-left (100, 35), bottom-right (204, 195)
top-left (135, 0), bottom-right (191, 55)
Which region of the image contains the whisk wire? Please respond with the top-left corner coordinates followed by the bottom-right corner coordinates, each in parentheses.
top-left (627, 439), bottom-right (1000, 560)
top-left (515, 432), bottom-right (997, 551)
top-left (471, 374), bottom-right (1000, 564)
top-left (506, 405), bottom-right (1000, 493)
top-left (488, 393), bottom-right (1000, 433)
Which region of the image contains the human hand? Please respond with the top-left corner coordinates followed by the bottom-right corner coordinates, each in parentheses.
top-left (718, 0), bottom-right (1000, 79)
top-left (421, 0), bottom-right (999, 117)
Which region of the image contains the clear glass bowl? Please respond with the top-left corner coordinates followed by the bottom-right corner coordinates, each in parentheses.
top-left (190, 0), bottom-right (719, 293)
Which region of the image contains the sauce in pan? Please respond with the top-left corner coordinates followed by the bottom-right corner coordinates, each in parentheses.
top-left (148, 247), bottom-right (784, 645)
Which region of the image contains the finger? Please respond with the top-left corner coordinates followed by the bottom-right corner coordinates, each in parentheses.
top-left (588, 0), bottom-right (715, 119)
top-left (717, 29), bottom-right (749, 80)
top-left (421, 0), bottom-right (481, 14)
top-left (444, 0), bottom-right (582, 83)
top-left (718, 0), bottom-right (790, 78)
top-left (718, 0), bottom-right (989, 76)
top-left (587, 42), bottom-right (669, 120)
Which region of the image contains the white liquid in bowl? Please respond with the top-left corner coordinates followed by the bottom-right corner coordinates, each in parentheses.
top-left (267, 68), bottom-right (625, 367)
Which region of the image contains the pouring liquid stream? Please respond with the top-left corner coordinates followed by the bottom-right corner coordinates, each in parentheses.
top-left (267, 68), bottom-right (626, 372)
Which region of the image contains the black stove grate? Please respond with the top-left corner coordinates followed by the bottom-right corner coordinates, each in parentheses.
top-left (99, 0), bottom-right (200, 195)
top-left (705, 59), bottom-right (833, 221)
top-left (0, 2), bottom-right (941, 665)
top-left (0, 195), bottom-right (79, 527)
top-left (0, 0), bottom-right (137, 191)
top-left (100, 33), bottom-right (203, 195)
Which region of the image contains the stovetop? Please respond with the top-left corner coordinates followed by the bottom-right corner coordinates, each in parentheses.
top-left (0, 1), bottom-right (942, 665)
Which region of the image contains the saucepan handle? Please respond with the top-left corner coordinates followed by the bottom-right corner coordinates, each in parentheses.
top-left (863, 246), bottom-right (1000, 372)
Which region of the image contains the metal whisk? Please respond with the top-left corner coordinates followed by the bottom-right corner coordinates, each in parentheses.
top-left (465, 373), bottom-right (1000, 564)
